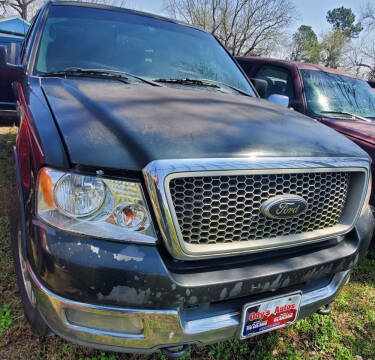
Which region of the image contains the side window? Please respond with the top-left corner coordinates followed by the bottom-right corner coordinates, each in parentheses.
top-left (8, 41), bottom-right (22, 64)
top-left (0, 40), bottom-right (21, 64)
top-left (0, 42), bottom-right (12, 62)
top-left (255, 65), bottom-right (295, 103)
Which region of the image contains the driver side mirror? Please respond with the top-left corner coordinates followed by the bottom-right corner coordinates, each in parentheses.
top-left (267, 94), bottom-right (290, 108)
top-left (0, 46), bottom-right (24, 82)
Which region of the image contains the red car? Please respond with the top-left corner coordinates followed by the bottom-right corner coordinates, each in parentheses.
top-left (237, 57), bottom-right (375, 204)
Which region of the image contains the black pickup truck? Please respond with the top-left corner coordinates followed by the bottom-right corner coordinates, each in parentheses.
top-left (1, 1), bottom-right (374, 356)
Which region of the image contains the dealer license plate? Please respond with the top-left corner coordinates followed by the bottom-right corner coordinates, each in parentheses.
top-left (240, 292), bottom-right (301, 339)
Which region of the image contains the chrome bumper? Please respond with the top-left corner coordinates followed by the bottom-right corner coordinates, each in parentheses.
top-left (28, 262), bottom-right (350, 354)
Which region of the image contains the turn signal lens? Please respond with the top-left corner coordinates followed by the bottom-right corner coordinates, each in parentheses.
top-left (39, 168), bottom-right (54, 207)
top-left (114, 203), bottom-right (150, 231)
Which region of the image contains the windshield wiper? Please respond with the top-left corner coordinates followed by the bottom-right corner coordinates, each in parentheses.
top-left (210, 79), bottom-right (252, 97)
top-left (154, 78), bottom-right (220, 88)
top-left (153, 78), bottom-right (251, 96)
top-left (320, 110), bottom-right (372, 123)
top-left (40, 68), bottom-right (161, 87)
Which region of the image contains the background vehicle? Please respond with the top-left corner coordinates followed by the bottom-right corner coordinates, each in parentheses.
top-left (0, 31), bottom-right (23, 124)
top-left (1, 1), bottom-right (374, 356)
top-left (237, 57), bottom-right (375, 204)
top-left (0, 17), bottom-right (29, 36)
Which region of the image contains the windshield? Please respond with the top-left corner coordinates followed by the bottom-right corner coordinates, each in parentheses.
top-left (35, 5), bottom-right (254, 96)
top-left (301, 69), bottom-right (375, 119)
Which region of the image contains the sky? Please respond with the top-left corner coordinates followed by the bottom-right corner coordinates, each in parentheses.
top-left (289, 0), bottom-right (368, 34)
top-left (124, 0), bottom-right (368, 36)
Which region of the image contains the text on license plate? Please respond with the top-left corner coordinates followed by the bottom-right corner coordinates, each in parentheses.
top-left (240, 292), bottom-right (302, 339)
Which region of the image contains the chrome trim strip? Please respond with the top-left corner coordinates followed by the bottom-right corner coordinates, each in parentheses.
top-left (143, 157), bottom-right (370, 260)
top-left (28, 261), bottom-right (350, 353)
top-left (64, 322), bottom-right (144, 340)
top-left (182, 311), bottom-right (240, 335)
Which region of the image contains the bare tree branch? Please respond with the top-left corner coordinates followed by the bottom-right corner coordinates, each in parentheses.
top-left (342, 38), bottom-right (375, 80)
top-left (164, 0), bottom-right (296, 56)
top-left (361, 2), bottom-right (375, 31)
top-left (0, 0), bottom-right (129, 20)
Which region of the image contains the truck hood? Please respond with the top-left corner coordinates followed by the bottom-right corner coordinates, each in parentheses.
top-left (321, 117), bottom-right (375, 145)
top-left (41, 77), bottom-right (366, 171)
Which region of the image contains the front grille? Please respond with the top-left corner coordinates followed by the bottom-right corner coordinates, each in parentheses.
top-left (168, 172), bottom-right (350, 245)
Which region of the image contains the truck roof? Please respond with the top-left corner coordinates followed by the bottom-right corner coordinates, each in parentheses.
top-left (236, 56), bottom-right (359, 79)
top-left (50, 1), bottom-right (206, 33)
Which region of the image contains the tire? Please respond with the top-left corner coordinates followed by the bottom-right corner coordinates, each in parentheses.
top-left (9, 194), bottom-right (51, 336)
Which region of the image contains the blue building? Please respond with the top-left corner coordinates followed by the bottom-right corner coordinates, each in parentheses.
top-left (0, 17), bottom-right (30, 36)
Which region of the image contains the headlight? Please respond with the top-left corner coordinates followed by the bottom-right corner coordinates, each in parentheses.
top-left (54, 174), bottom-right (107, 217)
top-left (37, 167), bottom-right (156, 243)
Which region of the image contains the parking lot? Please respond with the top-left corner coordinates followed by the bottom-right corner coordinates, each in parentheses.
top-left (0, 126), bottom-right (374, 359)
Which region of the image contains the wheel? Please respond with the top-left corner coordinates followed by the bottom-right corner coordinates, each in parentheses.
top-left (10, 195), bottom-right (51, 336)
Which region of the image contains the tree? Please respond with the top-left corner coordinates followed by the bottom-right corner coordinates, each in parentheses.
top-left (165, 0), bottom-right (296, 56)
top-left (320, 7), bottom-right (362, 69)
top-left (0, 0), bottom-right (41, 20)
top-left (326, 6), bottom-right (363, 39)
top-left (0, 0), bottom-right (128, 20)
top-left (321, 30), bottom-right (348, 69)
top-left (361, 44), bottom-right (375, 80)
top-left (339, 3), bottom-right (375, 79)
top-left (362, 2), bottom-right (375, 30)
top-left (290, 25), bottom-right (321, 63)
top-left (344, 39), bottom-right (375, 81)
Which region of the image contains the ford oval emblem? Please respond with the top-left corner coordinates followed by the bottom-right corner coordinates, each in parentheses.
top-left (261, 195), bottom-right (308, 219)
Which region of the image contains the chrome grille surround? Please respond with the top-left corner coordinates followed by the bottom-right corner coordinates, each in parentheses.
top-left (143, 158), bottom-right (370, 260)
top-left (169, 172), bottom-right (350, 245)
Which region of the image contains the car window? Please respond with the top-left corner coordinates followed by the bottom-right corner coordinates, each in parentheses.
top-left (256, 65), bottom-right (295, 102)
top-left (301, 69), bottom-right (375, 119)
top-left (34, 5), bottom-right (255, 96)
top-left (0, 42), bottom-right (12, 62)
top-left (0, 40), bottom-right (22, 64)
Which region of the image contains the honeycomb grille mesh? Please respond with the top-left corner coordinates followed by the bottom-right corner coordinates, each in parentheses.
top-left (168, 172), bottom-right (350, 245)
